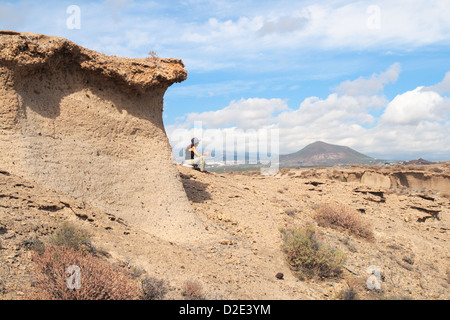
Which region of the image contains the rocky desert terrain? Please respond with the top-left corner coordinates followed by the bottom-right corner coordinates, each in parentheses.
top-left (0, 31), bottom-right (448, 301)
top-left (1, 163), bottom-right (449, 300)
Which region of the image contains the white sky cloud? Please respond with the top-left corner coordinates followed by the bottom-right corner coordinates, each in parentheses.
top-left (257, 14), bottom-right (309, 36)
top-left (160, 0), bottom-right (450, 71)
top-left (381, 87), bottom-right (446, 125)
top-left (2, 0), bottom-right (449, 160)
top-left (4, 0), bottom-right (450, 72)
top-left (423, 71), bottom-right (450, 94)
top-left (333, 63), bottom-right (401, 96)
top-left (186, 98), bottom-right (288, 130)
top-left (276, 94), bottom-right (384, 128)
top-left (169, 64), bottom-right (450, 160)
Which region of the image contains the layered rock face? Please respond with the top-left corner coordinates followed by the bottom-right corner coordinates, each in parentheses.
top-left (0, 31), bottom-right (204, 243)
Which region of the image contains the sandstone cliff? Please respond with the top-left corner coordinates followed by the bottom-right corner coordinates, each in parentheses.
top-left (0, 31), bottom-right (206, 244)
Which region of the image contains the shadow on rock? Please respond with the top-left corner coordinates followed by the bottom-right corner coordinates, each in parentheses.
top-left (179, 172), bottom-right (212, 203)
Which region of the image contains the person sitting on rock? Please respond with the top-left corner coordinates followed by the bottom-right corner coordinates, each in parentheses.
top-left (184, 137), bottom-right (210, 172)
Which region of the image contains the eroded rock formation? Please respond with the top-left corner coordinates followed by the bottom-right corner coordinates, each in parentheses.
top-left (0, 31), bottom-right (205, 244)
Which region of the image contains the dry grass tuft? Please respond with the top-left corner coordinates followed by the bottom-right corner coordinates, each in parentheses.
top-left (182, 280), bottom-right (205, 300)
top-left (313, 203), bottom-right (374, 240)
top-left (140, 277), bottom-right (168, 300)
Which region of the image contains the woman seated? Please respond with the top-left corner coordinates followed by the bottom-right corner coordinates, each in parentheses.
top-left (184, 137), bottom-right (210, 172)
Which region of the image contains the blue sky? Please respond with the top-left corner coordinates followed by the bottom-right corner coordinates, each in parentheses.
top-left (1, 0), bottom-right (450, 160)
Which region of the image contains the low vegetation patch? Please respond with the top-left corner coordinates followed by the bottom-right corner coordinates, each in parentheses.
top-left (49, 222), bottom-right (92, 251)
top-left (26, 222), bottom-right (141, 300)
top-left (182, 280), bottom-right (205, 300)
top-left (280, 225), bottom-right (346, 280)
top-left (313, 203), bottom-right (374, 240)
top-left (336, 278), bottom-right (362, 300)
top-left (30, 245), bottom-right (140, 300)
top-left (140, 276), bottom-right (168, 300)
top-left (338, 286), bottom-right (358, 300)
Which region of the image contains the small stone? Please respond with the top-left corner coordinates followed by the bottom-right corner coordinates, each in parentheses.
top-left (275, 272), bottom-right (284, 280)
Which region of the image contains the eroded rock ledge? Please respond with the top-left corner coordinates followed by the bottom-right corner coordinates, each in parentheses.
top-left (0, 30), bottom-right (186, 93)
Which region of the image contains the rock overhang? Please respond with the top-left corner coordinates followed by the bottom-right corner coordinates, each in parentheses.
top-left (0, 30), bottom-right (187, 94)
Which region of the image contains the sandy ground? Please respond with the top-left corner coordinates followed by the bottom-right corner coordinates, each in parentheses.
top-left (1, 164), bottom-right (449, 300)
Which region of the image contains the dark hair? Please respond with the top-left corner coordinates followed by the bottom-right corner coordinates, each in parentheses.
top-left (191, 137), bottom-right (200, 145)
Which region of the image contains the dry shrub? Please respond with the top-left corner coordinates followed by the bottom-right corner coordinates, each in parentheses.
top-left (314, 203), bottom-right (374, 240)
top-left (338, 286), bottom-right (358, 300)
top-left (140, 277), bottom-right (168, 300)
top-left (30, 245), bottom-right (139, 300)
top-left (182, 280), bottom-right (204, 300)
top-left (22, 238), bottom-right (45, 253)
top-left (337, 277), bottom-right (361, 300)
top-left (280, 225), bottom-right (346, 280)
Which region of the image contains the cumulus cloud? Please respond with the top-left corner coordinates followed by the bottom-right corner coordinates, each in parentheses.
top-left (334, 63), bottom-right (401, 96)
top-left (169, 65), bottom-right (450, 160)
top-left (381, 87), bottom-right (446, 125)
top-left (275, 64), bottom-right (399, 130)
top-left (276, 94), bottom-right (385, 128)
top-left (423, 71), bottom-right (450, 94)
top-left (185, 98), bottom-right (288, 130)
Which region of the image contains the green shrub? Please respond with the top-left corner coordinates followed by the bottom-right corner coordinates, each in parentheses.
top-left (50, 222), bottom-right (92, 251)
top-left (280, 225), bottom-right (346, 280)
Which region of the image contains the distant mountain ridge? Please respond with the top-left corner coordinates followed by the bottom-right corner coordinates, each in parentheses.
top-left (280, 141), bottom-right (376, 167)
top-left (402, 158), bottom-right (436, 165)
